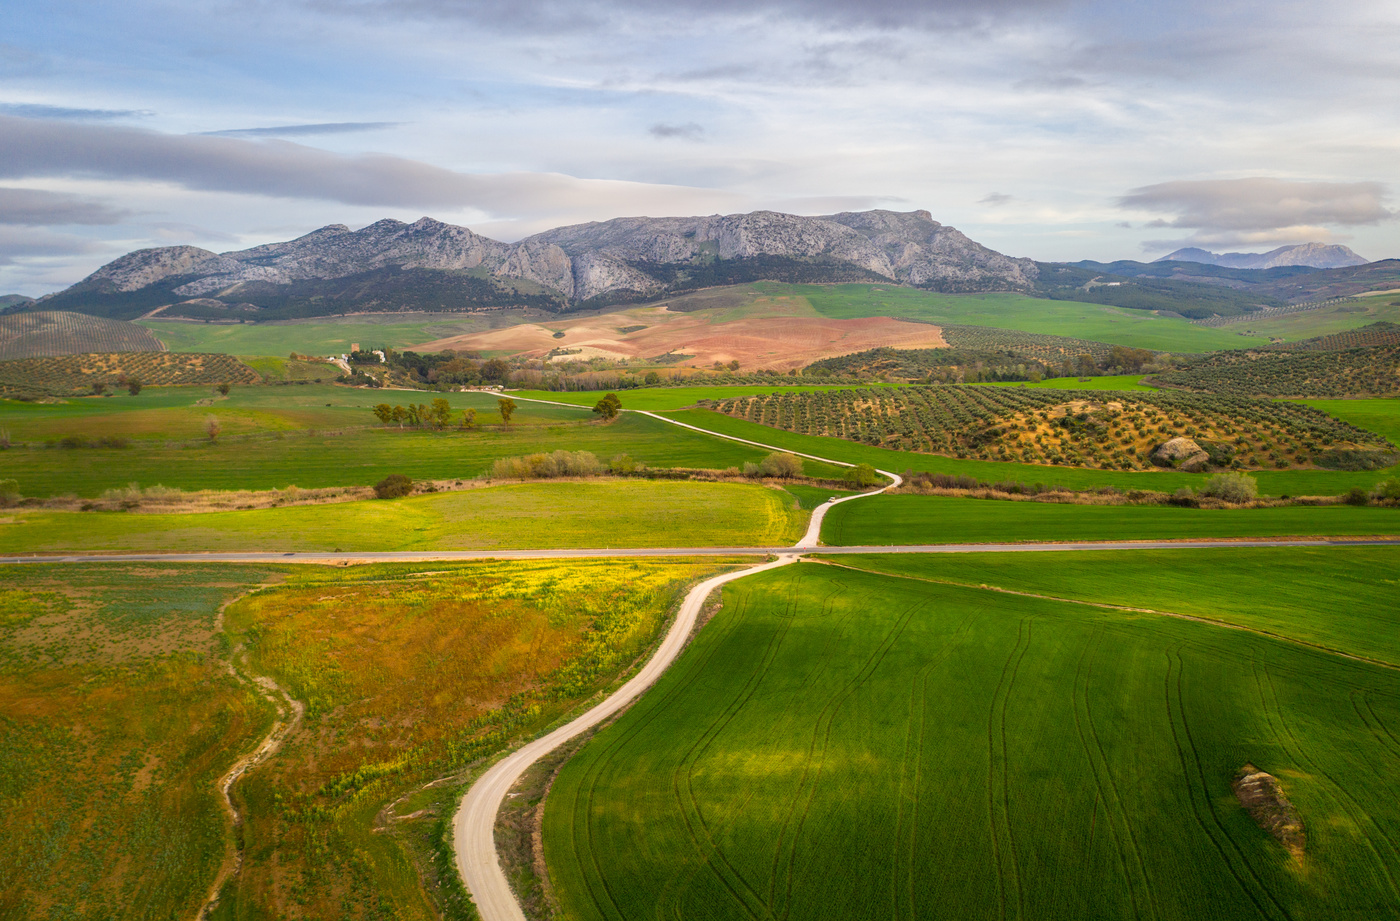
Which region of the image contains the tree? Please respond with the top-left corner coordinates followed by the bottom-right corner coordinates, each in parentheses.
top-left (217, 382), bottom-right (231, 396)
top-left (430, 398), bottom-right (452, 429)
top-left (482, 358), bottom-right (510, 381)
top-left (728, 359), bottom-right (740, 371)
top-left (758, 452), bottom-right (803, 478)
top-left (459, 408), bottom-right (478, 430)
top-left (390, 405), bottom-right (407, 428)
top-left (1198, 471), bottom-right (1258, 504)
top-left (126, 377), bottom-right (143, 396)
top-left (374, 474), bottom-right (414, 499)
top-left (373, 403), bottom-right (394, 425)
top-left (91, 382), bottom-right (106, 396)
top-left (643, 371), bottom-right (660, 385)
top-left (843, 463), bottom-right (879, 488)
top-left (204, 415), bottom-right (221, 442)
top-left (1375, 478), bottom-right (1400, 504)
top-left (592, 392), bottom-right (622, 420)
top-left (498, 397), bottom-right (517, 425)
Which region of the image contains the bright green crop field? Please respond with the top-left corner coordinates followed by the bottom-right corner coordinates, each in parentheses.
top-left (661, 408), bottom-right (1400, 494)
top-left (825, 547), bottom-right (1400, 666)
top-left (819, 494), bottom-right (1400, 545)
top-left (1300, 398), bottom-right (1400, 446)
top-left (544, 557), bottom-right (1400, 921)
top-left (976, 373), bottom-right (1157, 391)
top-left (768, 282), bottom-right (1269, 352)
top-left (0, 480), bottom-right (807, 553)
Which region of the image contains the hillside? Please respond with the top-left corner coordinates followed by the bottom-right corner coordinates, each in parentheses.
top-left (0, 294), bottom-right (35, 310)
top-left (35, 210), bottom-right (1041, 321)
top-left (0, 351), bottom-right (259, 396)
top-left (0, 311), bottom-right (166, 360)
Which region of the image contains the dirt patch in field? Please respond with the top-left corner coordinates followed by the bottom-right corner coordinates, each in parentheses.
top-left (1234, 763), bottom-right (1305, 858)
top-left (415, 310), bottom-right (946, 371)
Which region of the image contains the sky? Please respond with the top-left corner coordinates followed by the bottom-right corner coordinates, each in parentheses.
top-left (0, 0), bottom-right (1397, 295)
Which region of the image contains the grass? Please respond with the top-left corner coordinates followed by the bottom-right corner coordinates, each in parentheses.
top-left (137, 313), bottom-right (531, 356)
top-left (544, 558), bottom-right (1400, 921)
top-left (508, 384), bottom-right (896, 411)
top-left (818, 493), bottom-right (1400, 546)
top-left (0, 480), bottom-right (809, 553)
top-left (824, 546), bottom-right (1400, 666)
top-left (0, 564), bottom-right (278, 921)
top-left (1229, 298), bottom-right (1400, 342)
top-left (782, 484), bottom-right (857, 509)
top-left (218, 557), bottom-right (745, 921)
top-left (770, 282), bottom-right (1270, 352)
top-left (976, 373), bottom-right (1157, 391)
top-left (0, 391), bottom-right (799, 496)
top-left (661, 408), bottom-right (1400, 494)
top-left (1300, 398), bottom-right (1400, 446)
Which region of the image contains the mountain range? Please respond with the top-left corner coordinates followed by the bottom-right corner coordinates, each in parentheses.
top-left (1157, 243), bottom-right (1368, 270)
top-left (37, 209), bottom-right (1040, 320)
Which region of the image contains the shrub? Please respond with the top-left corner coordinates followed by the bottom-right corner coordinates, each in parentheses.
top-left (0, 478), bottom-right (20, 506)
top-left (644, 371), bottom-right (660, 385)
top-left (126, 377), bottom-right (143, 395)
top-left (1168, 487), bottom-right (1197, 508)
top-left (843, 463), bottom-right (879, 488)
top-left (758, 452), bottom-right (804, 479)
top-left (1344, 486), bottom-right (1370, 507)
top-left (492, 450), bottom-right (602, 479)
top-left (1375, 478), bottom-right (1400, 504)
top-left (374, 474), bottom-right (414, 499)
top-left (1198, 471), bottom-right (1258, 504)
top-left (608, 453), bottom-right (637, 474)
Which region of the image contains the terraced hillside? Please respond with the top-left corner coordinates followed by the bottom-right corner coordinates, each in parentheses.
top-left (0, 351), bottom-right (259, 396)
top-left (1149, 344), bottom-right (1400, 397)
top-left (0, 311), bottom-right (165, 360)
top-left (709, 386), bottom-right (1394, 470)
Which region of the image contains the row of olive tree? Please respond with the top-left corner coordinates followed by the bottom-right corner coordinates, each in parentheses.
top-left (372, 397), bottom-right (516, 429)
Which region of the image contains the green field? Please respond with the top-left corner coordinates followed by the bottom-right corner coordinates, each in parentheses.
top-left (824, 547), bottom-right (1400, 666)
top-left (1301, 398), bottom-right (1400, 446)
top-left (976, 373), bottom-right (1157, 391)
top-left (0, 389), bottom-right (849, 496)
top-left (1231, 298), bottom-right (1400, 341)
top-left (769, 283), bottom-right (1270, 352)
top-left (661, 408), bottom-right (1400, 494)
top-left (819, 493), bottom-right (1400, 545)
top-left (544, 555), bottom-right (1400, 921)
top-left (508, 384), bottom-right (895, 411)
top-left (137, 313), bottom-right (526, 355)
top-left (0, 479), bottom-right (808, 553)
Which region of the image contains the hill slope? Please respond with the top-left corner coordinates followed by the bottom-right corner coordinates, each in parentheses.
top-left (0, 311), bottom-right (165, 360)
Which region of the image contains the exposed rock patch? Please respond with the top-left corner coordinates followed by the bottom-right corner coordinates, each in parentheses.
top-left (1233, 763), bottom-right (1305, 858)
top-left (1150, 436), bottom-right (1211, 472)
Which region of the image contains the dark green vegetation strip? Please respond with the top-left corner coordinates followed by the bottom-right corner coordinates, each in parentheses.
top-left (711, 385), bottom-right (1391, 471)
top-left (825, 547), bottom-right (1400, 666)
top-left (820, 494), bottom-right (1400, 546)
top-left (664, 407), bottom-right (1400, 493)
top-left (544, 560), bottom-right (1400, 921)
top-left (0, 564), bottom-right (279, 921)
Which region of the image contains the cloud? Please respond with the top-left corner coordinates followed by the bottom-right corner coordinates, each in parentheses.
top-left (322, 0), bottom-right (1070, 32)
top-left (0, 115), bottom-right (741, 220)
top-left (0, 102), bottom-right (152, 120)
top-left (1121, 177), bottom-right (1395, 249)
top-left (0, 188), bottom-right (130, 225)
top-left (0, 226), bottom-right (106, 264)
top-left (980, 192), bottom-right (1012, 206)
top-left (649, 122), bottom-right (704, 141)
top-left (201, 122), bottom-right (402, 137)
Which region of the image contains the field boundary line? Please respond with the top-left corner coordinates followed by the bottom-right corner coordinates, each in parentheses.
top-left (805, 558), bottom-right (1400, 672)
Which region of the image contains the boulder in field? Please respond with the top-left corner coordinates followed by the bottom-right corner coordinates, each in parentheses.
top-left (1150, 436), bottom-right (1211, 472)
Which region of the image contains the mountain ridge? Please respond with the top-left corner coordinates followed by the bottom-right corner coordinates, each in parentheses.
top-left (1157, 243), bottom-right (1368, 270)
top-left (42, 209), bottom-right (1039, 318)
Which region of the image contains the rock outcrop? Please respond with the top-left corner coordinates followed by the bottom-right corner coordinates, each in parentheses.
top-left (50, 208), bottom-right (1039, 312)
top-left (1150, 436), bottom-right (1211, 472)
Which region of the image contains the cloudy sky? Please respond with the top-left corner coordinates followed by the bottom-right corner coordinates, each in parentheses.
top-left (1, 0), bottom-right (1397, 295)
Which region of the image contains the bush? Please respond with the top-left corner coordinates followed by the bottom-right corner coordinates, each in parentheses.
top-left (608, 453), bottom-right (637, 474)
top-left (758, 452), bottom-right (804, 479)
top-left (1375, 478), bottom-right (1400, 504)
top-left (1344, 486), bottom-right (1371, 507)
top-left (1198, 471), bottom-right (1258, 504)
top-left (1168, 487), bottom-right (1198, 508)
top-left (0, 478), bottom-right (20, 506)
top-left (492, 450), bottom-right (602, 479)
top-left (374, 474), bottom-right (414, 499)
top-left (843, 463), bottom-right (879, 488)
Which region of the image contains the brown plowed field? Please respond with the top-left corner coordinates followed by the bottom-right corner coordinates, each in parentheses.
top-left (413, 304), bottom-right (946, 371)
